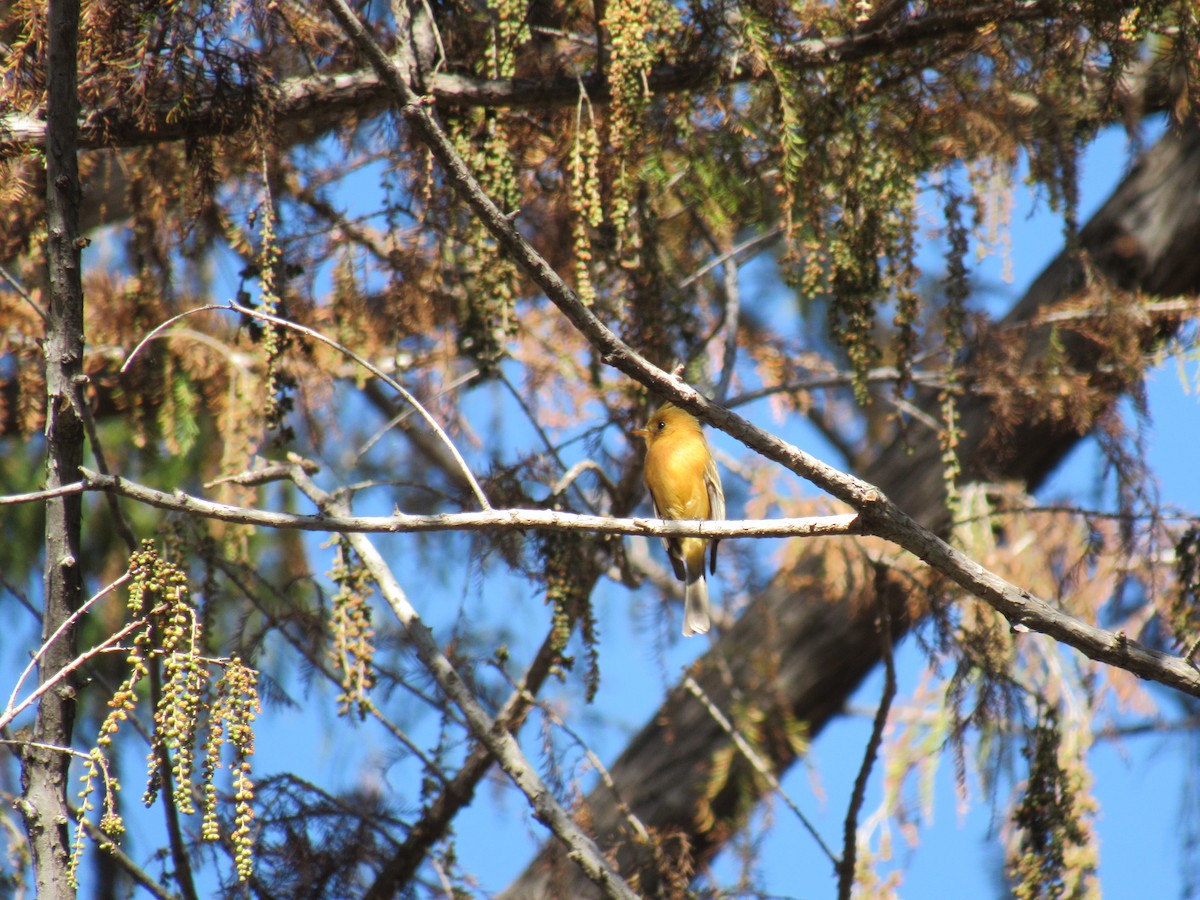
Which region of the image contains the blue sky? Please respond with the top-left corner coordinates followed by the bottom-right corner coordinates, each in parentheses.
top-left (3, 114), bottom-right (1197, 898)
top-left (173, 119), bottom-right (1200, 895)
top-left (368, 117), bottom-right (1199, 897)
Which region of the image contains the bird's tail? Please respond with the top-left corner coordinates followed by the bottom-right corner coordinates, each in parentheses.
top-left (683, 571), bottom-right (711, 637)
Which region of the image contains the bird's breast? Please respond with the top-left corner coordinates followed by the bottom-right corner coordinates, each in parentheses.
top-left (645, 437), bottom-right (712, 519)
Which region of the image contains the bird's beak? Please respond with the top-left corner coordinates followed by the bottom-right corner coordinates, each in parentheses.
top-left (631, 427), bottom-right (647, 439)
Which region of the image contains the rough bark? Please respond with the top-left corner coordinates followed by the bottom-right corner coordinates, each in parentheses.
top-left (504, 120), bottom-right (1200, 898)
top-left (17, 1), bottom-right (86, 898)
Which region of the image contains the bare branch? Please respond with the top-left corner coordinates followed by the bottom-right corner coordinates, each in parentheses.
top-left (77, 467), bottom-right (860, 539)
top-left (837, 580), bottom-right (896, 900)
top-left (683, 675), bottom-right (839, 871)
top-left (203, 458), bottom-right (321, 489)
top-left (680, 227), bottom-right (783, 290)
top-left (121, 301), bottom-right (492, 509)
top-left (76, 813), bottom-right (181, 900)
top-left (0, 482), bottom-right (86, 507)
top-left (551, 459), bottom-right (619, 502)
top-left (507, 678), bottom-right (653, 846)
top-left (722, 367), bottom-right (949, 408)
top-left (69, 378), bottom-right (137, 551)
top-left (2, 574), bottom-right (132, 732)
top-left (365, 538), bottom-right (617, 898)
top-left (0, 263), bottom-right (48, 323)
top-left (75, 468), bottom-right (859, 540)
top-left (355, 368), bottom-right (481, 464)
top-left (287, 462), bottom-right (640, 900)
top-left (318, 0), bottom-right (1200, 703)
top-left (0, 1), bottom-right (1062, 154)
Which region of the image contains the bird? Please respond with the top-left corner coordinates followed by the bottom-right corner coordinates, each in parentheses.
top-left (633, 401), bottom-right (725, 636)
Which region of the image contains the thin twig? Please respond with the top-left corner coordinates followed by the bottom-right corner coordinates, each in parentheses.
top-left (203, 457), bottom-right (321, 489)
top-left (122, 301), bottom-right (494, 510)
top-left (77, 811), bottom-right (183, 900)
top-left (120, 304), bottom-right (229, 370)
top-left (726, 367), bottom-right (948, 408)
top-left (1, 574), bottom-right (40, 618)
top-left (0, 482), bottom-right (86, 506)
top-left (504, 675), bottom-right (652, 845)
top-left (837, 581), bottom-right (897, 900)
top-left (288, 456), bottom-right (638, 899)
top-left (2, 574), bottom-right (132, 730)
top-left (713, 235), bottom-right (742, 405)
top-left (551, 459), bottom-right (619, 502)
top-left (680, 227), bottom-right (783, 290)
top-left (882, 393), bottom-right (943, 434)
top-left (364, 574), bottom-right (605, 899)
top-left (682, 675), bottom-right (840, 871)
top-left (0, 263), bottom-right (49, 323)
top-left (70, 379), bottom-right (138, 550)
top-left (496, 368), bottom-right (597, 512)
top-left (1, 636), bottom-right (139, 730)
top-left (0, 740), bottom-right (93, 763)
top-left (232, 299), bottom-right (492, 509)
top-left (355, 368), bottom-right (481, 462)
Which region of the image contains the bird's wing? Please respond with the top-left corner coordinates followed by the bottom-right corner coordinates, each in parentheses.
top-left (705, 454), bottom-right (725, 520)
top-left (650, 492), bottom-right (689, 581)
top-left (705, 453), bottom-right (725, 574)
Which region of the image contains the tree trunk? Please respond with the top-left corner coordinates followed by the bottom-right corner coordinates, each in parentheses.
top-left (504, 119), bottom-right (1200, 898)
top-left (18, 1), bottom-right (86, 898)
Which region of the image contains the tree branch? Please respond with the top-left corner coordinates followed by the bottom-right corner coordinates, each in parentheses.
top-left (683, 675), bottom-right (839, 871)
top-left (120, 300), bottom-right (493, 511)
top-left (1, 575), bottom-right (132, 733)
top-left (363, 485), bottom-right (632, 898)
top-left (286, 465), bottom-right (640, 900)
top-left (508, 117), bottom-right (1200, 898)
top-left (837, 578), bottom-right (896, 900)
top-left (71, 461), bottom-right (1200, 700)
top-left (0, 0), bottom-right (1073, 155)
top-left (74, 467), bottom-right (861, 539)
top-left (319, 0), bottom-right (1200, 706)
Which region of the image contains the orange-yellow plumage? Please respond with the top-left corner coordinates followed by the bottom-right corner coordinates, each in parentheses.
top-left (633, 402), bottom-right (725, 636)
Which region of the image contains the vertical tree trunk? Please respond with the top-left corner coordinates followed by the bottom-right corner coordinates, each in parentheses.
top-left (19, 1), bottom-right (86, 897)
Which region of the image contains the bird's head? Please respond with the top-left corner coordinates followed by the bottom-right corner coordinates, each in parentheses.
top-left (632, 402), bottom-right (700, 446)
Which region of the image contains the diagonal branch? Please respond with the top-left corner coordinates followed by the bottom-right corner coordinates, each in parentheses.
top-left (286, 465), bottom-right (639, 900)
top-left (363, 447), bottom-right (648, 898)
top-left (320, 0), bottom-right (1200, 701)
top-left (362, 555), bottom-right (609, 900)
top-left (683, 675), bottom-right (839, 870)
top-left (1, 575), bottom-right (132, 732)
top-left (507, 118), bottom-right (1200, 897)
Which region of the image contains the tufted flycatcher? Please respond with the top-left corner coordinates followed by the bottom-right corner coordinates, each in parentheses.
top-left (633, 402), bottom-right (725, 636)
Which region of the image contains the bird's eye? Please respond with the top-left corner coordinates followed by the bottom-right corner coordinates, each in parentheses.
top-left (655, 420), bottom-right (666, 431)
